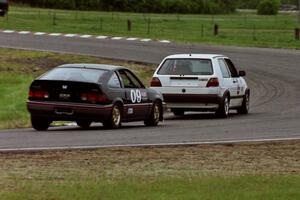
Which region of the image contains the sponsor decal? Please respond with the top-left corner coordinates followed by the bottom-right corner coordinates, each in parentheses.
top-left (237, 85), bottom-right (241, 95)
top-left (141, 91), bottom-right (147, 98)
top-left (128, 108), bottom-right (134, 114)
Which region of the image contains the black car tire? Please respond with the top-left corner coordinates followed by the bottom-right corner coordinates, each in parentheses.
top-left (144, 101), bottom-right (161, 126)
top-left (31, 116), bottom-right (51, 131)
top-left (237, 91), bottom-right (250, 115)
top-left (103, 104), bottom-right (122, 129)
top-left (216, 95), bottom-right (230, 118)
top-left (172, 109), bottom-right (185, 116)
top-left (76, 120), bottom-right (92, 129)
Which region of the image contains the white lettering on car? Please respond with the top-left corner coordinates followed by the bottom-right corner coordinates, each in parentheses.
top-left (130, 90), bottom-right (142, 103)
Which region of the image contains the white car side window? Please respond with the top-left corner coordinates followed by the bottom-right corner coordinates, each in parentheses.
top-left (218, 59), bottom-right (230, 78)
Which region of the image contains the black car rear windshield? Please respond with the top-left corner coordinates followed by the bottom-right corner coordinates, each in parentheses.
top-left (157, 59), bottom-right (213, 75)
top-left (40, 67), bottom-right (108, 83)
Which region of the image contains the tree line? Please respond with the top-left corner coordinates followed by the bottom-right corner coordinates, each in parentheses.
top-left (12, 0), bottom-right (236, 14)
top-left (11, 0), bottom-right (299, 13)
top-left (236, 0), bottom-right (298, 9)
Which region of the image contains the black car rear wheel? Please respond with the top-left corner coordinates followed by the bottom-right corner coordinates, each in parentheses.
top-left (103, 104), bottom-right (122, 129)
top-left (31, 116), bottom-right (51, 131)
top-left (144, 101), bottom-right (161, 126)
top-left (76, 120), bottom-right (92, 129)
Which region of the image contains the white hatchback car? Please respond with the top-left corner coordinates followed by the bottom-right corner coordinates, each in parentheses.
top-left (150, 54), bottom-right (250, 118)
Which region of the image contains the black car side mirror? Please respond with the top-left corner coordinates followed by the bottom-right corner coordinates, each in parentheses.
top-left (239, 70), bottom-right (246, 77)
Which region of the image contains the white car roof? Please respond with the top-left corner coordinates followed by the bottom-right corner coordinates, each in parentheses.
top-left (164, 54), bottom-right (225, 59)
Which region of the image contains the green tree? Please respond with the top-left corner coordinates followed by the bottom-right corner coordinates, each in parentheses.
top-left (257, 0), bottom-right (281, 15)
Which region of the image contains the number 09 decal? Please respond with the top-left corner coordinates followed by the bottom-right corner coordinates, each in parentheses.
top-left (130, 90), bottom-right (142, 103)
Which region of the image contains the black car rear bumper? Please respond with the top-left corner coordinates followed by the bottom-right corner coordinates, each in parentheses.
top-left (27, 101), bottom-right (112, 121)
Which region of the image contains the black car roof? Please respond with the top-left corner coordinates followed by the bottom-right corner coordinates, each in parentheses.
top-left (58, 64), bottom-right (127, 71)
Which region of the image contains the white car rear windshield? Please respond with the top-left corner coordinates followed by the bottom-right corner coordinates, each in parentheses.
top-left (40, 67), bottom-right (108, 83)
top-left (157, 59), bottom-right (213, 75)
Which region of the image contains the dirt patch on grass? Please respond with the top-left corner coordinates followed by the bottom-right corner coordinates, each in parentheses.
top-left (0, 48), bottom-right (156, 84)
top-left (6, 57), bottom-right (67, 74)
top-left (0, 141), bottom-right (299, 180)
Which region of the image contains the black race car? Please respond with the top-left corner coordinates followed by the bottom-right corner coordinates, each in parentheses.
top-left (27, 64), bottom-right (165, 131)
top-left (0, 0), bottom-right (8, 16)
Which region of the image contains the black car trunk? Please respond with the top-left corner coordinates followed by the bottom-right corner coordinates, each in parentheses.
top-left (29, 80), bottom-right (104, 103)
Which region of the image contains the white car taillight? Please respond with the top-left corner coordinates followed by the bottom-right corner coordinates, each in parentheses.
top-left (206, 78), bottom-right (219, 87)
top-left (150, 77), bottom-right (162, 87)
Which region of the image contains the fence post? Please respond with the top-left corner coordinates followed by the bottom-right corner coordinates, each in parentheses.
top-left (53, 13), bottom-right (57, 26)
top-left (295, 28), bottom-right (300, 40)
top-left (75, 10), bottom-right (78, 20)
top-left (214, 24), bottom-right (218, 36)
top-left (127, 19), bottom-right (132, 32)
top-left (99, 18), bottom-right (103, 31)
top-left (147, 18), bottom-right (151, 34)
top-left (253, 25), bottom-right (257, 41)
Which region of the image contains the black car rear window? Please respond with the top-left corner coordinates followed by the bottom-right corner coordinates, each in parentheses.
top-left (157, 59), bottom-right (213, 75)
top-left (40, 67), bottom-right (108, 83)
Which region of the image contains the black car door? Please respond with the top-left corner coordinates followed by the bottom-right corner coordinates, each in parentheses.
top-left (117, 69), bottom-right (151, 120)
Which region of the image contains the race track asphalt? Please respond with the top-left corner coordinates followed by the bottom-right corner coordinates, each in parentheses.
top-left (0, 31), bottom-right (300, 151)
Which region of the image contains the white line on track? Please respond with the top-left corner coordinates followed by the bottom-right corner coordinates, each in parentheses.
top-left (49, 33), bottom-right (62, 36)
top-left (111, 37), bottom-right (123, 40)
top-left (80, 35), bottom-right (92, 38)
top-left (126, 37), bottom-right (138, 41)
top-left (18, 31), bottom-right (30, 34)
top-left (0, 137), bottom-right (299, 152)
top-left (0, 30), bottom-right (169, 43)
top-left (34, 32), bottom-right (46, 35)
top-left (160, 40), bottom-right (171, 43)
top-left (64, 34), bottom-right (77, 37)
top-left (140, 38), bottom-right (152, 42)
top-left (96, 36), bottom-right (108, 39)
top-left (3, 30), bottom-right (15, 33)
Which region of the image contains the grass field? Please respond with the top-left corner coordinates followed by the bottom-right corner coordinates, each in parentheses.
top-left (0, 141), bottom-right (299, 199)
top-left (0, 6), bottom-right (300, 49)
top-left (0, 48), bottom-right (155, 129)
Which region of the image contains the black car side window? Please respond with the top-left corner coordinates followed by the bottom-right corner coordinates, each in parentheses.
top-left (118, 70), bottom-right (144, 89)
top-left (108, 72), bottom-right (121, 88)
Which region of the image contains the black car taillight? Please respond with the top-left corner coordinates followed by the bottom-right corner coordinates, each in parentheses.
top-left (29, 89), bottom-right (49, 99)
top-left (206, 78), bottom-right (219, 87)
top-left (150, 77), bottom-right (162, 87)
top-left (80, 93), bottom-right (109, 104)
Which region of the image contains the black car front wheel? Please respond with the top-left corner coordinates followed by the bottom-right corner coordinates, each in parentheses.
top-left (31, 116), bottom-right (51, 131)
top-left (103, 104), bottom-right (122, 129)
top-left (144, 101), bottom-right (161, 126)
